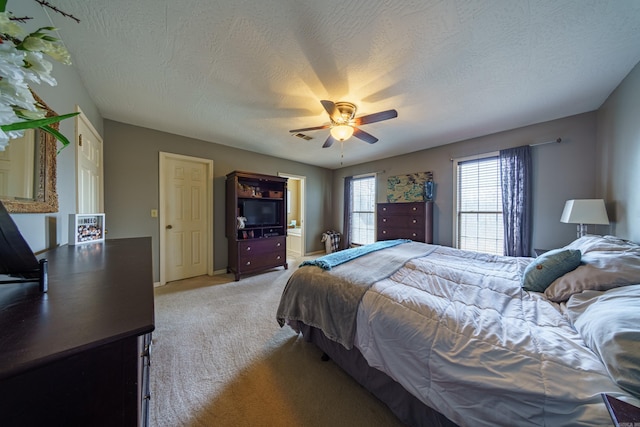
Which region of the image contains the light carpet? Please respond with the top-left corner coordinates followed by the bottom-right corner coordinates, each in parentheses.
top-left (150, 257), bottom-right (405, 427)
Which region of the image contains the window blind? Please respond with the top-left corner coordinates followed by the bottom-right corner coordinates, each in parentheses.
top-left (457, 156), bottom-right (504, 255)
top-left (350, 175), bottom-right (376, 245)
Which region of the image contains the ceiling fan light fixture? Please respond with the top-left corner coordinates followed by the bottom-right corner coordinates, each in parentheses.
top-left (330, 124), bottom-right (354, 141)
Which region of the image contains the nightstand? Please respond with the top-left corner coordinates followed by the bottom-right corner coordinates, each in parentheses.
top-left (602, 393), bottom-right (640, 426)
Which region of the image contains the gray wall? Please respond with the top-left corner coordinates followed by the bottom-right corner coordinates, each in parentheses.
top-left (597, 60), bottom-right (640, 243)
top-left (331, 112), bottom-right (600, 253)
top-left (104, 120), bottom-right (333, 281)
top-left (8, 1), bottom-right (103, 252)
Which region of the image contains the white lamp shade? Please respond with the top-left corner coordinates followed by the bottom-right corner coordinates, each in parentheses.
top-left (330, 124), bottom-right (354, 141)
top-left (560, 199), bottom-right (609, 225)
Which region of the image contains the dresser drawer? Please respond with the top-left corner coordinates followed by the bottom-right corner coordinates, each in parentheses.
top-left (378, 227), bottom-right (425, 241)
top-left (378, 202), bottom-right (425, 216)
top-left (377, 215), bottom-right (424, 228)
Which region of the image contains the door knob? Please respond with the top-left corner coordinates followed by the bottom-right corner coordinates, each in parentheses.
top-left (166, 225), bottom-right (173, 229)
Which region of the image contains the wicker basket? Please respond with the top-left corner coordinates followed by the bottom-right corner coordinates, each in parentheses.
top-left (237, 183), bottom-right (254, 197)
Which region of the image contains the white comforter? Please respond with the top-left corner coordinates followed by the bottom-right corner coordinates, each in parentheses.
top-left (354, 245), bottom-right (638, 426)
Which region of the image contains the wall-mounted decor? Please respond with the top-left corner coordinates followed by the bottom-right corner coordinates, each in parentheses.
top-left (387, 171), bottom-right (434, 203)
top-left (0, 93), bottom-right (59, 213)
top-left (69, 213), bottom-right (105, 245)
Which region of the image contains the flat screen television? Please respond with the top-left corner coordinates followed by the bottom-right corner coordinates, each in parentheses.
top-left (242, 199), bottom-right (279, 226)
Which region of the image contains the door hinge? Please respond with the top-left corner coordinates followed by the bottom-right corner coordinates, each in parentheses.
top-left (79, 134), bottom-right (83, 147)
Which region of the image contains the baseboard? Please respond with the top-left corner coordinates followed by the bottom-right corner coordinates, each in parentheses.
top-left (154, 269), bottom-right (229, 288)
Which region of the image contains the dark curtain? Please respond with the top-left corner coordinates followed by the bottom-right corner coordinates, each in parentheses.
top-left (500, 146), bottom-right (532, 257)
top-left (342, 176), bottom-right (353, 249)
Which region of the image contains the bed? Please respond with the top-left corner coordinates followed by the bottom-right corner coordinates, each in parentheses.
top-left (277, 235), bottom-right (640, 426)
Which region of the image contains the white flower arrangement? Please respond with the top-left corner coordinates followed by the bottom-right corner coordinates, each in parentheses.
top-left (0, 0), bottom-right (78, 151)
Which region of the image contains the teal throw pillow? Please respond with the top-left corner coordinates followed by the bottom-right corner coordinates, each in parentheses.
top-left (522, 248), bottom-right (582, 292)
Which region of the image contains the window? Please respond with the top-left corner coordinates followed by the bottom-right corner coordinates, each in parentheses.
top-left (455, 154), bottom-right (504, 255)
top-left (350, 175), bottom-right (376, 245)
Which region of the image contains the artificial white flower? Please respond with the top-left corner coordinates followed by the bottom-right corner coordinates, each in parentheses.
top-left (23, 51), bottom-right (57, 86)
top-left (0, 43), bottom-right (26, 79)
top-left (0, 11), bottom-right (23, 38)
top-left (0, 3), bottom-right (77, 150)
top-left (0, 104), bottom-right (22, 151)
top-left (0, 129), bottom-right (10, 151)
top-left (22, 34), bottom-right (71, 65)
top-left (0, 76), bottom-right (38, 111)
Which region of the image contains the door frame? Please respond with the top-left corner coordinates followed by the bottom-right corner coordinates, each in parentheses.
top-left (75, 106), bottom-right (104, 213)
top-left (278, 172), bottom-right (306, 256)
top-left (159, 152), bottom-right (214, 285)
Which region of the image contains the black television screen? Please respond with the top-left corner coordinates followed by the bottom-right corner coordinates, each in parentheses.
top-left (243, 200), bottom-right (278, 226)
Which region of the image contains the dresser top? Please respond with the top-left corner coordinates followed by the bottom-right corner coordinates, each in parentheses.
top-left (0, 237), bottom-right (155, 380)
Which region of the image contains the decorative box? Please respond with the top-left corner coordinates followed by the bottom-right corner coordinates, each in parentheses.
top-left (69, 213), bottom-right (105, 245)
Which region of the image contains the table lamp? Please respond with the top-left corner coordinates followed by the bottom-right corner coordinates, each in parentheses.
top-left (561, 199), bottom-right (609, 238)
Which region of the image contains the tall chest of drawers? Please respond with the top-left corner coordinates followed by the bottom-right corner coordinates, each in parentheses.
top-left (377, 201), bottom-right (434, 243)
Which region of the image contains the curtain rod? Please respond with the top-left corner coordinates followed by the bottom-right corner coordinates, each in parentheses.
top-left (450, 137), bottom-right (562, 162)
top-left (529, 137), bottom-right (562, 147)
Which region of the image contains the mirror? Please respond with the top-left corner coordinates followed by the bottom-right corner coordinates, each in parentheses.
top-left (0, 93), bottom-right (59, 213)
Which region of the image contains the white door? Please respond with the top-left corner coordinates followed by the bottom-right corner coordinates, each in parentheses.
top-left (160, 153), bottom-right (213, 283)
top-left (76, 108), bottom-right (103, 213)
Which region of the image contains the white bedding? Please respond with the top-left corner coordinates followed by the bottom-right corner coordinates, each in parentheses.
top-left (354, 245), bottom-right (639, 426)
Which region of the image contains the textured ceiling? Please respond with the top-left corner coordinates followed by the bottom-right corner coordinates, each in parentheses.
top-left (44, 0), bottom-right (640, 169)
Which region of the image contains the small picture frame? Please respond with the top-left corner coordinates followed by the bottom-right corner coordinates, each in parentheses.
top-left (69, 213), bottom-right (105, 245)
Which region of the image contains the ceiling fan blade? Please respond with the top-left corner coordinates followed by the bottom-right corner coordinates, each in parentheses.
top-left (320, 100), bottom-right (341, 122)
top-left (289, 124), bottom-right (330, 133)
top-left (353, 127), bottom-right (378, 144)
top-left (322, 135), bottom-right (337, 148)
top-left (354, 109), bottom-right (398, 126)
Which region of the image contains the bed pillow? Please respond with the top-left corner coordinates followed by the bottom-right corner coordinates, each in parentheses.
top-left (521, 248), bottom-right (582, 292)
top-left (545, 237), bottom-right (640, 302)
top-left (567, 285), bottom-right (640, 397)
top-left (563, 234), bottom-right (637, 254)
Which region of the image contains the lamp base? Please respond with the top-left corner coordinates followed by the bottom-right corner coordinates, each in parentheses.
top-left (577, 224), bottom-right (588, 238)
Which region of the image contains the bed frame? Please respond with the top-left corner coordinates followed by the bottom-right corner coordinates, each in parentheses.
top-left (298, 322), bottom-right (458, 427)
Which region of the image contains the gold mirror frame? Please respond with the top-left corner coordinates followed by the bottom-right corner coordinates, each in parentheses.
top-left (0, 93), bottom-right (59, 213)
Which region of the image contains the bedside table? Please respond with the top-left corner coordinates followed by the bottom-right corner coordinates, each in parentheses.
top-left (602, 393), bottom-right (640, 426)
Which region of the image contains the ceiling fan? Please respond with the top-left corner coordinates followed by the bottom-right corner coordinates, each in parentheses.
top-left (289, 100), bottom-right (398, 148)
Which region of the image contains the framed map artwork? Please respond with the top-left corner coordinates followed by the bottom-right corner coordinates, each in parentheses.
top-left (386, 171), bottom-right (434, 203)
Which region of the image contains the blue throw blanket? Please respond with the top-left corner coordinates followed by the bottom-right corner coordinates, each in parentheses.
top-left (300, 239), bottom-right (411, 270)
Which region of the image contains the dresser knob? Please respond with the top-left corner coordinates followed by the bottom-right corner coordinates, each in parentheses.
top-left (382, 230), bottom-right (387, 234)
top-left (412, 219), bottom-right (417, 224)
top-left (246, 261), bottom-right (251, 265)
top-left (246, 246), bottom-right (251, 251)
top-left (412, 207), bottom-right (417, 211)
top-left (276, 255), bottom-right (281, 259)
top-left (382, 207), bottom-right (387, 211)
top-left (276, 242), bottom-right (281, 247)
top-left (383, 218), bottom-right (387, 222)
top-left (412, 232), bottom-right (417, 237)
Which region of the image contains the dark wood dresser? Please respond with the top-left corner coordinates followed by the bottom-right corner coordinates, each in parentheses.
top-left (0, 238), bottom-right (155, 427)
top-left (377, 201), bottom-right (434, 243)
